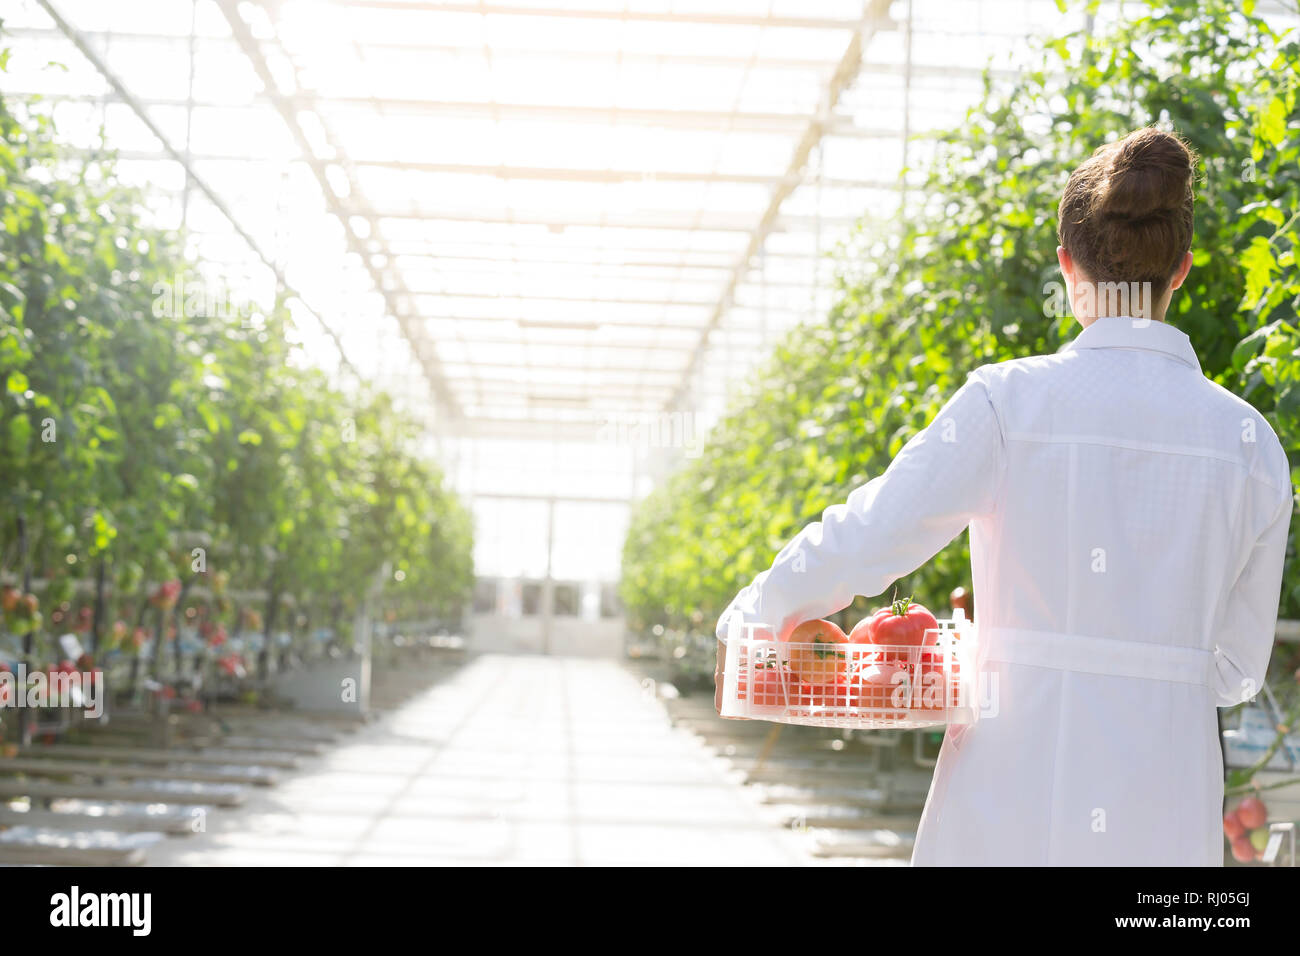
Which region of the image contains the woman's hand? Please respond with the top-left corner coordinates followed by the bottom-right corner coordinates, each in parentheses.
top-left (714, 638), bottom-right (725, 714)
top-left (714, 638), bottom-right (748, 719)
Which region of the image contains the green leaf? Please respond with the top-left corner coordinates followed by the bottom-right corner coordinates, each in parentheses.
top-left (1231, 322), bottom-right (1277, 372)
top-left (198, 404), bottom-right (219, 434)
top-left (1241, 236), bottom-right (1278, 307)
top-left (8, 414), bottom-right (31, 454)
top-left (1259, 96), bottom-right (1288, 148)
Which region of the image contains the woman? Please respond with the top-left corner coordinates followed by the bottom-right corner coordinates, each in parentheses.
top-left (714, 127), bottom-right (1292, 866)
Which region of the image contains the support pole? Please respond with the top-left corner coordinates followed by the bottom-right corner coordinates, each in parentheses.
top-left (542, 497), bottom-right (556, 656)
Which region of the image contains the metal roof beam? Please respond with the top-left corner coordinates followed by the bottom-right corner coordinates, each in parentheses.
top-left (15, 30), bottom-right (1030, 75)
top-left (470, 491), bottom-right (633, 504)
top-left (412, 314), bottom-right (782, 331)
top-left (370, 207), bottom-right (862, 232)
top-left (440, 314), bottom-right (794, 327)
top-left (463, 379), bottom-right (676, 390)
top-left (344, 160), bottom-right (897, 187)
top-left (215, 0), bottom-right (463, 418)
top-left (32, 90), bottom-right (886, 136)
top-left (4, 28), bottom-right (879, 73)
top-left (440, 364), bottom-right (684, 377)
top-left (403, 267), bottom-right (819, 289)
top-left (666, 0), bottom-right (894, 413)
top-left (405, 291), bottom-right (717, 309)
top-left (439, 418), bottom-right (634, 441)
top-left (30, 0), bottom-right (359, 380)
top-left (434, 341), bottom-right (692, 355)
top-left (382, 243), bottom-right (844, 263)
top-left (63, 146), bottom-right (897, 188)
top-left (312, 97), bottom-right (874, 135)
top-left (339, 1), bottom-right (891, 31)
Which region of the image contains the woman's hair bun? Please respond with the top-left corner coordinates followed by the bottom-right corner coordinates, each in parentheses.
top-left (1094, 127), bottom-right (1195, 223)
top-left (1058, 126), bottom-right (1197, 294)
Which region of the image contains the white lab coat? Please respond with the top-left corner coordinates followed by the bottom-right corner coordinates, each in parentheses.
top-left (717, 316), bottom-right (1293, 866)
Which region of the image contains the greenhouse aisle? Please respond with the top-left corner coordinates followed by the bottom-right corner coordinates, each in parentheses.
top-left (147, 655), bottom-right (814, 866)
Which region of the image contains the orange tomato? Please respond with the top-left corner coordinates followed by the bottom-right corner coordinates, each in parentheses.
top-left (783, 619), bottom-right (848, 685)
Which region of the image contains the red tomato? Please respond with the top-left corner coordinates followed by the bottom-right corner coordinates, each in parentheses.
top-left (852, 661), bottom-right (911, 709)
top-left (1223, 811), bottom-right (1245, 840)
top-left (847, 617), bottom-right (873, 644)
top-left (844, 647), bottom-right (879, 680)
top-left (866, 597), bottom-right (939, 647)
top-left (796, 679), bottom-right (850, 709)
top-left (784, 619), bottom-right (848, 684)
top-left (912, 667), bottom-right (951, 710)
top-left (1229, 836), bottom-right (1256, 864)
top-left (918, 639), bottom-right (957, 705)
top-left (1236, 796), bottom-right (1267, 829)
top-left (919, 641), bottom-right (947, 670)
top-left (742, 665), bottom-right (789, 707)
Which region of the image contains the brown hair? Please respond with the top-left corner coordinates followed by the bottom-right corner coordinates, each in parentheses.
top-left (1057, 127), bottom-right (1196, 298)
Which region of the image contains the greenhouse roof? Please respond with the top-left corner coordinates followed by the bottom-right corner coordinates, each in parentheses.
top-left (18, 0), bottom-right (1300, 458)
top-left (1, 0), bottom-right (1119, 447)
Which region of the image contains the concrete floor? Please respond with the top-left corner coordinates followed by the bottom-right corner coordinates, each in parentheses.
top-left (148, 654), bottom-right (814, 866)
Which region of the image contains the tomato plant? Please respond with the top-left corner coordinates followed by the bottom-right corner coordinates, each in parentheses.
top-left (622, 0), bottom-right (1300, 661)
top-left (0, 54), bottom-right (474, 679)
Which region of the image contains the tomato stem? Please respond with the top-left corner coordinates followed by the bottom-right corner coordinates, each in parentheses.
top-left (890, 594), bottom-right (914, 617)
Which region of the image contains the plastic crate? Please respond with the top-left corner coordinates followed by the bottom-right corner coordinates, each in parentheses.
top-left (719, 615), bottom-right (978, 729)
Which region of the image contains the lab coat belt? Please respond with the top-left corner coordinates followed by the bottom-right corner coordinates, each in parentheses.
top-left (980, 626), bottom-right (1214, 686)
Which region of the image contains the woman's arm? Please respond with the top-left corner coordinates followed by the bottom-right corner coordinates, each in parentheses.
top-left (715, 371), bottom-right (1007, 649)
top-left (1213, 474), bottom-right (1293, 706)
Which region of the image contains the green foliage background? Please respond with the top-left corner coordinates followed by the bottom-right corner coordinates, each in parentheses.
top-left (0, 60), bottom-right (473, 661)
top-left (621, 0), bottom-right (1300, 647)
